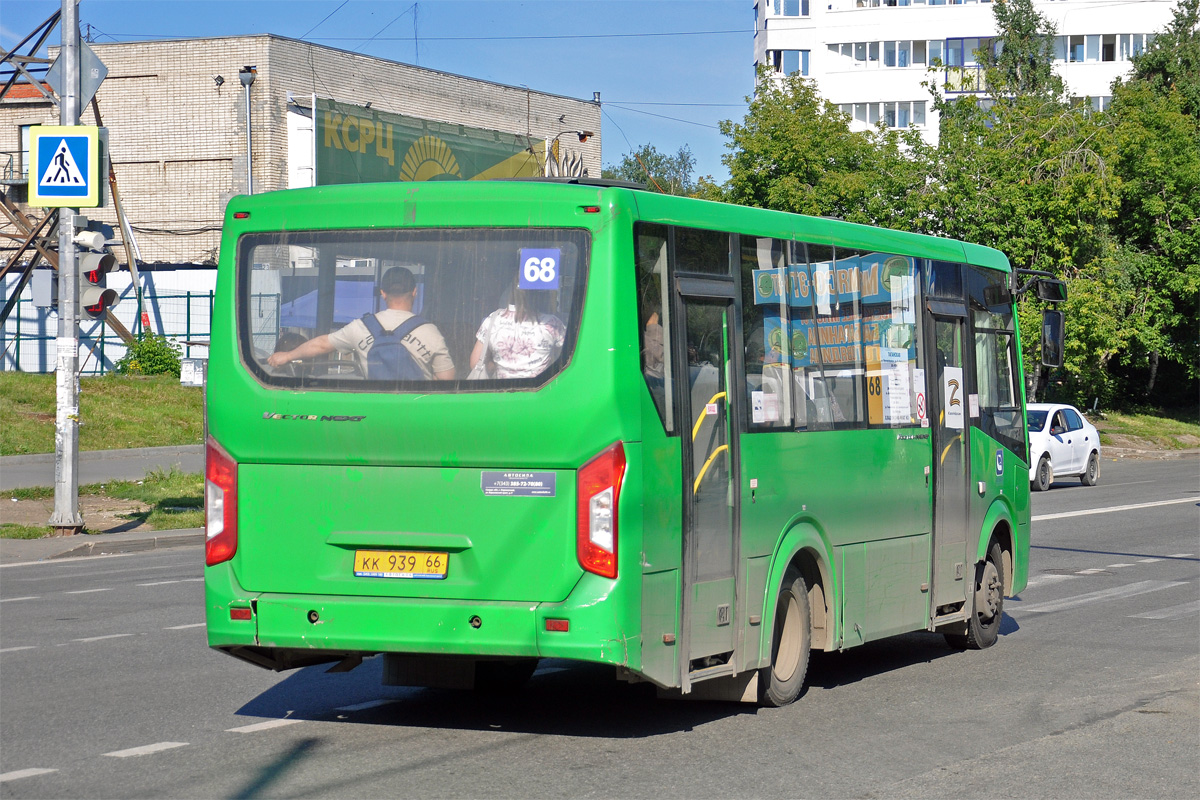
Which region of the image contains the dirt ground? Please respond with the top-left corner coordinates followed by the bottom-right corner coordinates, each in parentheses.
top-left (1, 494), bottom-right (152, 534)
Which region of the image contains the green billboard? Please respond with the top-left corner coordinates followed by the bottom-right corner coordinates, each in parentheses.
top-left (314, 97), bottom-right (545, 185)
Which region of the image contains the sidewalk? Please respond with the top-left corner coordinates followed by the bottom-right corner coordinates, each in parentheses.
top-left (1, 444), bottom-right (205, 564)
top-left (1, 444), bottom-right (204, 492)
top-left (0, 527), bottom-right (203, 565)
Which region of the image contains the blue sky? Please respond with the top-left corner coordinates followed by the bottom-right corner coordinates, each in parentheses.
top-left (2, 0), bottom-right (753, 182)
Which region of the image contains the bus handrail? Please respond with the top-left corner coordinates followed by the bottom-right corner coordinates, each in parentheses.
top-left (691, 391), bottom-right (727, 441)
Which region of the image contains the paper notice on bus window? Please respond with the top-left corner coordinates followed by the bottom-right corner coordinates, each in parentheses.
top-left (943, 367), bottom-right (965, 429)
top-left (763, 392), bottom-right (780, 422)
top-left (812, 263), bottom-right (832, 316)
top-left (752, 391), bottom-right (766, 423)
top-left (891, 275), bottom-right (915, 324)
top-left (881, 348), bottom-right (911, 424)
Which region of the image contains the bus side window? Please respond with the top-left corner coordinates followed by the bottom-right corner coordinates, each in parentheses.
top-left (636, 223), bottom-right (673, 432)
top-left (740, 236), bottom-right (792, 431)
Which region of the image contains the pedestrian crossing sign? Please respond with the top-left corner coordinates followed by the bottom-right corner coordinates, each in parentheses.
top-left (29, 125), bottom-right (105, 208)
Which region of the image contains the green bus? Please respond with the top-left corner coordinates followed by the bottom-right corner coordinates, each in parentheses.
top-left (205, 179), bottom-right (1064, 705)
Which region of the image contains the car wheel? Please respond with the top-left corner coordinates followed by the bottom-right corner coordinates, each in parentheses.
top-left (1032, 455), bottom-right (1052, 491)
top-left (1080, 451), bottom-right (1100, 486)
top-left (945, 541), bottom-right (1004, 650)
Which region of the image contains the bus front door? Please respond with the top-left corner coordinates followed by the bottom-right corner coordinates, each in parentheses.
top-left (928, 311), bottom-right (972, 615)
top-left (675, 286), bottom-right (740, 690)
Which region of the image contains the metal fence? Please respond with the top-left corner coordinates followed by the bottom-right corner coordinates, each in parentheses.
top-left (1, 290), bottom-right (214, 375)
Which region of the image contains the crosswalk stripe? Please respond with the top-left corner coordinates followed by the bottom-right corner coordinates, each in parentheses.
top-left (1129, 601), bottom-right (1200, 620)
top-left (1015, 580), bottom-right (1186, 614)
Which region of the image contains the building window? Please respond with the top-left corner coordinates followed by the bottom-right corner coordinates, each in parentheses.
top-left (1102, 34), bottom-right (1116, 61)
top-left (928, 39), bottom-right (944, 65)
top-left (19, 124), bottom-right (34, 181)
top-left (1069, 35), bottom-right (1085, 62)
top-left (772, 49), bottom-right (809, 76)
top-left (772, 0), bottom-right (808, 16)
top-left (841, 101), bottom-right (927, 129)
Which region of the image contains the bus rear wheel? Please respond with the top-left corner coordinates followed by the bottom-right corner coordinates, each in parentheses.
top-left (759, 567), bottom-right (811, 707)
top-left (945, 541), bottom-right (1004, 651)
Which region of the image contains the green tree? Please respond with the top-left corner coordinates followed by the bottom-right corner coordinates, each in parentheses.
top-left (986, 0), bottom-right (1063, 96)
top-left (719, 69), bottom-right (928, 228)
top-left (1104, 3), bottom-right (1200, 402)
top-left (1121, 0), bottom-right (1200, 118)
top-left (603, 144), bottom-right (697, 195)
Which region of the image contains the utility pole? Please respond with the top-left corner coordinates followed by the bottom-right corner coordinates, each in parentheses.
top-left (49, 0), bottom-right (82, 536)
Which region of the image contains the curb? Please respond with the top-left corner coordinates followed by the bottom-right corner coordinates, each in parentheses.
top-left (50, 531), bottom-right (205, 559)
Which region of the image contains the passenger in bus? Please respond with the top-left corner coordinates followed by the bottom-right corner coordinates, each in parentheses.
top-left (266, 267), bottom-right (456, 380)
top-left (467, 279), bottom-right (566, 379)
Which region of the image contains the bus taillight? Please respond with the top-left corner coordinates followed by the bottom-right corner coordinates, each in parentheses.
top-left (577, 441), bottom-right (626, 579)
top-left (205, 435), bottom-right (238, 566)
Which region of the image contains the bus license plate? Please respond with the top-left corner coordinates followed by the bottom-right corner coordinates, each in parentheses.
top-left (353, 550), bottom-right (448, 580)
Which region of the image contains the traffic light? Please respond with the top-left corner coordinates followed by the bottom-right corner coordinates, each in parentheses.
top-left (74, 225), bottom-right (117, 319)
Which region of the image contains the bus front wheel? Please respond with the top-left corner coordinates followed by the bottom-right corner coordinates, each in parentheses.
top-left (945, 541), bottom-right (1004, 651)
top-left (759, 567), bottom-right (811, 707)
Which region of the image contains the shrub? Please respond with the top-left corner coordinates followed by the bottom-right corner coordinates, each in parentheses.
top-left (114, 333), bottom-right (182, 377)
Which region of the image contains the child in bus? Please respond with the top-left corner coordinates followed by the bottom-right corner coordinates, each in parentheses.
top-left (468, 279), bottom-right (566, 379)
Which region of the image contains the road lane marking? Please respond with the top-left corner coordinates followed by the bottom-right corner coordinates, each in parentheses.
top-left (1167, 553), bottom-right (1195, 558)
top-left (1015, 580), bottom-right (1186, 614)
top-left (0, 596), bottom-right (39, 602)
top-left (103, 742), bottom-right (188, 758)
top-left (1130, 601), bottom-right (1200, 620)
top-left (72, 634), bottom-right (134, 643)
top-left (1021, 574), bottom-right (1081, 590)
top-left (1032, 497), bottom-right (1196, 521)
top-left (1138, 558), bottom-right (1164, 563)
top-left (138, 580), bottom-right (183, 586)
top-left (165, 623), bottom-right (206, 630)
top-left (1077, 569), bottom-right (1106, 574)
top-left (0, 768), bottom-right (58, 782)
top-left (0, 646), bottom-right (37, 653)
top-left (1107, 563), bottom-right (1135, 569)
top-left (226, 718), bottom-right (303, 733)
top-left (335, 699), bottom-right (397, 712)
top-left (65, 587), bottom-right (113, 594)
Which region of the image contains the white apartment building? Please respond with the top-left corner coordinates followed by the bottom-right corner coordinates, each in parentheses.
top-left (753, 0), bottom-right (1177, 143)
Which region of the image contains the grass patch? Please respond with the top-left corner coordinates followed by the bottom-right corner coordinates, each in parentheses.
top-left (1093, 408), bottom-right (1200, 450)
top-left (105, 467), bottom-right (204, 530)
top-left (0, 523), bottom-right (54, 539)
top-left (1, 467), bottom-right (203, 538)
top-left (0, 372), bottom-right (203, 456)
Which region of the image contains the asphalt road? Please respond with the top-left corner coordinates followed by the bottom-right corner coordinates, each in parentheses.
top-left (1, 458), bottom-right (1196, 799)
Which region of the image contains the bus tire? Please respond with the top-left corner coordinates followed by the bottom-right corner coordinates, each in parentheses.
top-left (759, 567), bottom-right (811, 707)
top-left (945, 541), bottom-right (1004, 651)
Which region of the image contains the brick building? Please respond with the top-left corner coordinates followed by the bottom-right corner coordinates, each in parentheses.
top-left (2, 34), bottom-right (602, 267)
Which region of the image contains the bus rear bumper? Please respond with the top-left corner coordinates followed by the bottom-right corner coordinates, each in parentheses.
top-left (206, 567), bottom-right (639, 671)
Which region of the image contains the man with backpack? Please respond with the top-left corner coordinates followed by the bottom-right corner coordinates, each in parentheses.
top-left (266, 267), bottom-right (455, 381)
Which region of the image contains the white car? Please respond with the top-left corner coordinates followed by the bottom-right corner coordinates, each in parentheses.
top-left (1026, 403), bottom-right (1102, 491)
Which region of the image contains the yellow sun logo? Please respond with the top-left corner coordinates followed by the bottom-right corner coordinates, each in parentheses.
top-left (399, 136), bottom-right (463, 182)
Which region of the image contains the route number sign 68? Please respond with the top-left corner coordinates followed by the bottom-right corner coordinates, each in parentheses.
top-left (519, 248), bottom-right (561, 290)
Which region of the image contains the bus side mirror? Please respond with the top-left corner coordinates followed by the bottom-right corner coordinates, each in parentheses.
top-left (1036, 278), bottom-right (1067, 303)
top-left (1042, 309), bottom-right (1064, 368)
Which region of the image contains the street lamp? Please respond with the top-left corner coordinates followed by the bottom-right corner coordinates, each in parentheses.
top-left (239, 66), bottom-right (256, 194)
top-left (544, 130), bottom-right (595, 177)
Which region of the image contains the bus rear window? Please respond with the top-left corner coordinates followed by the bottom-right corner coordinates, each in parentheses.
top-left (238, 228), bottom-right (588, 391)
